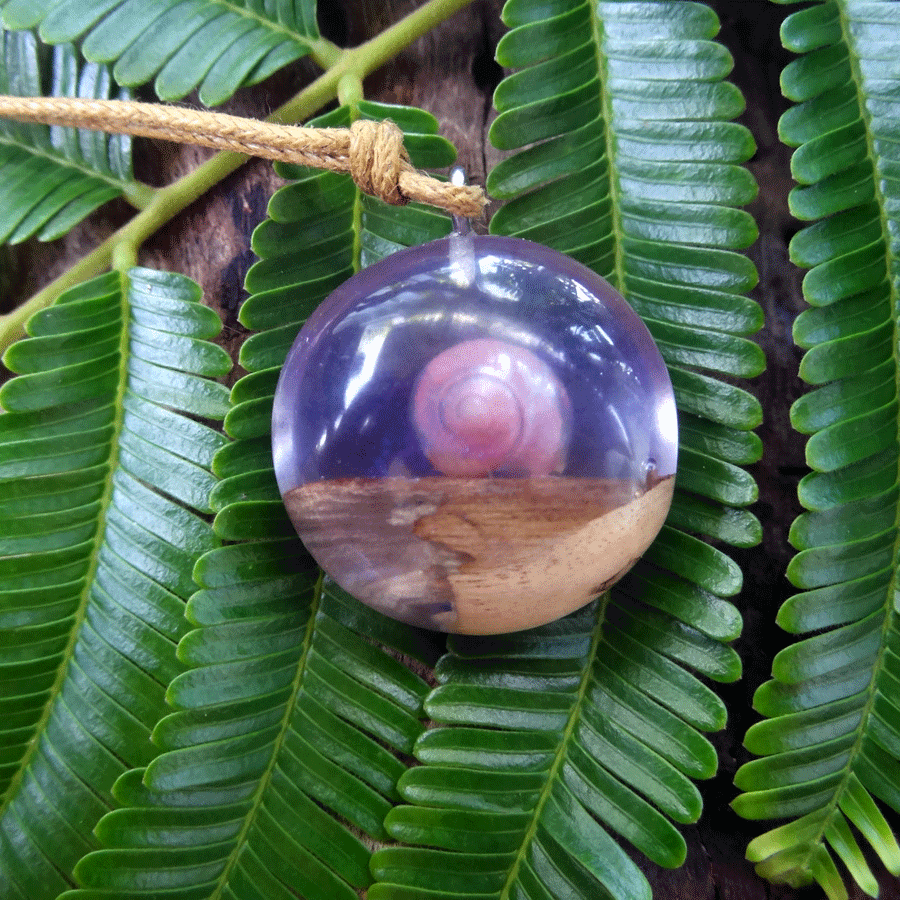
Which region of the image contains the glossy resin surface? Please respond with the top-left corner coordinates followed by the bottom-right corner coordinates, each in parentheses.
top-left (272, 235), bottom-right (677, 634)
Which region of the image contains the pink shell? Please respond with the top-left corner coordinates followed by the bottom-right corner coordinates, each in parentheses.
top-left (412, 338), bottom-right (571, 477)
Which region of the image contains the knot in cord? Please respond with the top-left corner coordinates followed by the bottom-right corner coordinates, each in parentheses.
top-left (0, 96), bottom-right (489, 216)
top-left (349, 119), bottom-right (410, 206)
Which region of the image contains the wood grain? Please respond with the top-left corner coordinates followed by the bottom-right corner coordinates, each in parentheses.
top-left (286, 476), bottom-right (672, 633)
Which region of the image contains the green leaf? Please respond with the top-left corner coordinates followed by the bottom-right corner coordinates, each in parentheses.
top-left (0, 30), bottom-right (141, 243)
top-left (364, 2), bottom-right (757, 897)
top-left (55, 103), bottom-right (451, 900)
top-left (734, 1), bottom-right (900, 897)
top-left (487, 0), bottom-right (762, 534)
top-left (240, 103), bottom-right (453, 375)
top-left (0, 266), bottom-right (230, 898)
top-left (369, 598), bottom-right (731, 899)
top-left (1, 0), bottom-right (321, 106)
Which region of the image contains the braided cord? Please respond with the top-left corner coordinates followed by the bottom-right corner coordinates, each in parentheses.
top-left (0, 96), bottom-right (487, 217)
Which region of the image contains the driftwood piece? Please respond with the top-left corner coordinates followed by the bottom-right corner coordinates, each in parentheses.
top-left (286, 475), bottom-right (673, 633)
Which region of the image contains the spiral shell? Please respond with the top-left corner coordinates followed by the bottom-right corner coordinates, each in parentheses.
top-left (412, 338), bottom-right (571, 477)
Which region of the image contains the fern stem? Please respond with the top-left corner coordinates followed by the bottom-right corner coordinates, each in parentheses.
top-left (0, 0), bottom-right (479, 353)
top-left (0, 268), bottom-right (131, 828)
top-left (122, 180), bottom-right (158, 210)
top-left (338, 73), bottom-right (365, 108)
top-left (112, 240), bottom-right (138, 272)
top-left (309, 37), bottom-right (344, 71)
top-left (589, 2), bottom-right (625, 294)
top-left (497, 600), bottom-right (607, 900)
top-left (347, 102), bottom-right (366, 275)
top-left (205, 571), bottom-right (326, 900)
top-left (0, 145), bottom-right (245, 356)
top-left (0, 245), bottom-right (108, 355)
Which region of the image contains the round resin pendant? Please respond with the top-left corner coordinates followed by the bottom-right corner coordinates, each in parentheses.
top-left (272, 234), bottom-right (677, 634)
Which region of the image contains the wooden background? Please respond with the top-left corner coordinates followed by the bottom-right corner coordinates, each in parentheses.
top-left (5, 0), bottom-right (899, 897)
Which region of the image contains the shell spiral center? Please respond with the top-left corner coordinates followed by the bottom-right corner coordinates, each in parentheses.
top-left (439, 372), bottom-right (523, 455)
top-left (412, 337), bottom-right (570, 477)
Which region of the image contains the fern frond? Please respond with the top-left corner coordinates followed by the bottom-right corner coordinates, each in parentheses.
top-left (733, 2), bottom-right (900, 897)
top-left (489, 0), bottom-right (764, 547)
top-left (369, 590), bottom-right (740, 900)
top-left (68, 578), bottom-right (441, 900)
top-left (64, 103), bottom-right (456, 900)
top-left (0, 267), bottom-right (230, 898)
top-left (0, 30), bottom-right (143, 243)
top-left (0, 0), bottom-right (321, 106)
top-left (366, 2), bottom-right (761, 898)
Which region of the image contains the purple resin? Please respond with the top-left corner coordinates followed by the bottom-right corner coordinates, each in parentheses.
top-left (272, 235), bottom-right (678, 633)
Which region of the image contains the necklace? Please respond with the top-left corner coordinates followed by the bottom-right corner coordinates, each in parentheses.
top-left (272, 171), bottom-right (677, 634)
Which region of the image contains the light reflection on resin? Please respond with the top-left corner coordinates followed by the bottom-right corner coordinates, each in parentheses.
top-left (272, 235), bottom-right (677, 634)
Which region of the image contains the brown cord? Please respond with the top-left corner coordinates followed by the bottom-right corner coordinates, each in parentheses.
top-left (0, 96), bottom-right (487, 217)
